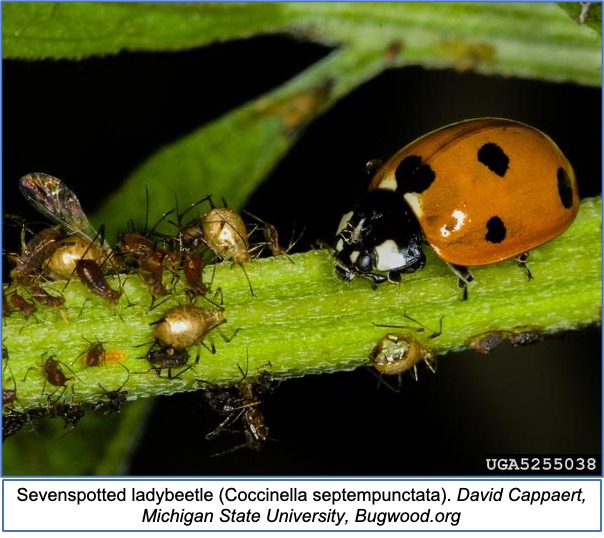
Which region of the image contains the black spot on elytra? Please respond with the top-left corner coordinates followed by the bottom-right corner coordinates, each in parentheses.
top-left (557, 167), bottom-right (574, 209)
top-left (485, 216), bottom-right (506, 243)
top-left (477, 143), bottom-right (509, 177)
top-left (395, 155), bottom-right (435, 194)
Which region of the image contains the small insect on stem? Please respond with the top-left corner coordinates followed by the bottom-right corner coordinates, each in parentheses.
top-left (48, 401), bottom-right (85, 434)
top-left (79, 340), bottom-right (107, 368)
top-left (203, 357), bottom-right (274, 455)
top-left (370, 315), bottom-right (442, 390)
top-left (75, 259), bottom-right (122, 304)
top-left (243, 210), bottom-right (302, 261)
top-left (177, 196), bottom-right (255, 296)
top-left (467, 328), bottom-right (542, 354)
top-left (7, 291), bottom-right (36, 318)
top-left (42, 356), bottom-right (69, 387)
top-left (146, 303), bottom-right (238, 378)
top-left (117, 232), bottom-right (178, 300)
top-left (8, 226), bottom-right (62, 284)
top-left (94, 363), bottom-right (130, 415)
top-left (18, 173), bottom-right (122, 302)
top-left (23, 354), bottom-right (78, 399)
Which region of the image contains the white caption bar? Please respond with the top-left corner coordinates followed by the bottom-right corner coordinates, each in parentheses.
top-left (3, 478), bottom-right (601, 532)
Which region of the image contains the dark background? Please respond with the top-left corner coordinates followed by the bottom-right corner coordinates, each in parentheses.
top-left (4, 35), bottom-right (601, 475)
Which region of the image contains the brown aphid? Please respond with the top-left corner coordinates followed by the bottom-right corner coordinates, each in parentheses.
top-left (468, 328), bottom-right (542, 354)
top-left (370, 334), bottom-right (436, 381)
top-left (75, 259), bottom-right (122, 304)
top-left (507, 330), bottom-right (542, 347)
top-left (3, 389), bottom-right (17, 406)
top-left (152, 304), bottom-right (226, 351)
top-left (9, 226), bottom-right (62, 284)
top-left (183, 252), bottom-right (208, 296)
top-left (94, 387), bottom-right (128, 415)
top-left (42, 356), bottom-right (69, 387)
top-left (93, 363), bottom-right (130, 414)
top-left (8, 291), bottom-right (36, 318)
top-left (468, 330), bottom-right (506, 354)
top-left (243, 211), bottom-right (293, 258)
top-left (3, 289), bottom-right (10, 318)
top-left (117, 232), bottom-right (172, 298)
top-left (81, 341), bottom-right (106, 368)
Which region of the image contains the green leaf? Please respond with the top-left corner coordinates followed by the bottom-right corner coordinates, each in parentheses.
top-left (4, 3), bottom-right (600, 86)
top-left (2, 3), bottom-right (290, 59)
top-left (558, 2), bottom-right (602, 35)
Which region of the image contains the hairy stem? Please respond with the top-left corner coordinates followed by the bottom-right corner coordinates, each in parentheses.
top-left (3, 197), bottom-right (601, 413)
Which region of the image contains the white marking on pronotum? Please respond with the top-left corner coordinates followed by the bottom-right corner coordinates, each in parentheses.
top-left (403, 193), bottom-right (423, 217)
top-left (375, 239), bottom-right (409, 271)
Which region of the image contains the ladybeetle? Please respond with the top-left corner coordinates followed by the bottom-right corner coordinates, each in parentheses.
top-left (334, 118), bottom-right (579, 297)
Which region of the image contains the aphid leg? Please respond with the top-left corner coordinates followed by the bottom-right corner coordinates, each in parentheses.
top-left (237, 263), bottom-right (255, 297)
top-left (516, 252), bottom-right (533, 281)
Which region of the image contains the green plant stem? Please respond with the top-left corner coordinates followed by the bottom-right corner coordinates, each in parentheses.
top-left (3, 197), bottom-right (601, 413)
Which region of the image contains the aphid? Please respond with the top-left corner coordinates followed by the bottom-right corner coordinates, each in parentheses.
top-left (146, 304), bottom-right (233, 378)
top-left (201, 205), bottom-right (250, 264)
top-left (23, 354), bottom-right (76, 398)
top-left (176, 197), bottom-right (254, 295)
top-left (19, 173), bottom-right (121, 301)
top-left (46, 236), bottom-right (107, 281)
top-left (80, 340), bottom-right (106, 368)
top-left (75, 259), bottom-right (122, 304)
top-left (3, 290), bottom-right (10, 318)
top-left (2, 407), bottom-right (48, 442)
top-left (117, 232), bottom-right (176, 299)
top-left (468, 328), bottom-right (542, 354)
top-left (9, 226), bottom-right (62, 284)
top-left (334, 118), bottom-right (579, 299)
top-left (370, 334), bottom-right (436, 381)
top-left (182, 252), bottom-right (208, 296)
top-left (94, 366), bottom-right (130, 415)
top-left (3, 389), bottom-right (17, 406)
top-left (370, 315), bottom-right (441, 387)
top-left (243, 211), bottom-right (301, 259)
top-left (2, 410), bottom-right (29, 441)
top-left (144, 344), bottom-right (191, 378)
top-left (42, 355), bottom-right (69, 387)
top-left (49, 401), bottom-right (85, 431)
top-left (204, 362), bottom-right (273, 454)
top-left (152, 304), bottom-right (227, 351)
top-left (8, 291), bottom-right (36, 318)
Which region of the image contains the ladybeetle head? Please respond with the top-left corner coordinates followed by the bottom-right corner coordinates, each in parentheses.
top-left (334, 190), bottom-right (425, 285)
